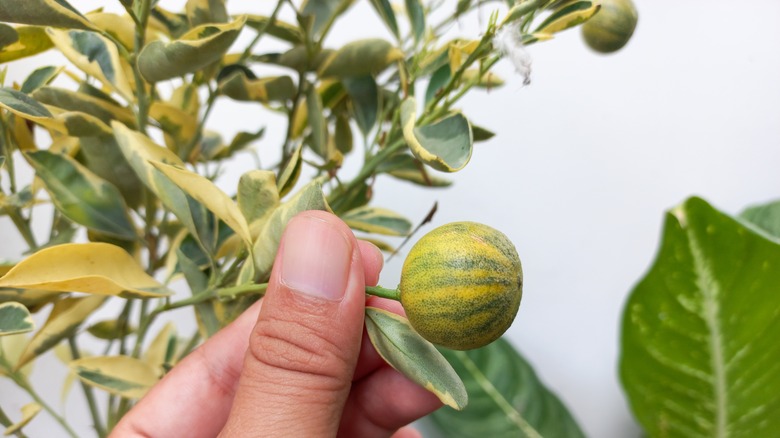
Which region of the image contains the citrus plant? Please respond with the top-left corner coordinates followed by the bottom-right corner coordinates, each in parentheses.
top-left (0, 0), bottom-right (639, 436)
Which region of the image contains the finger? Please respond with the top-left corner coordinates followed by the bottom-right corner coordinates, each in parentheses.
top-left (338, 365), bottom-right (443, 437)
top-left (354, 297), bottom-right (406, 380)
top-left (112, 234), bottom-right (383, 438)
top-left (392, 426), bottom-right (423, 438)
top-left (220, 211), bottom-right (368, 437)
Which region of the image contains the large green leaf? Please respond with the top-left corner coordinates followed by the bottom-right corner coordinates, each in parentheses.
top-left (431, 338), bottom-right (585, 438)
top-left (366, 307), bottom-right (467, 410)
top-left (405, 0), bottom-right (426, 43)
top-left (0, 24), bottom-right (18, 49)
top-left (342, 76), bottom-right (379, 137)
top-left (318, 38), bottom-right (403, 78)
top-left (79, 135), bottom-right (144, 208)
top-left (0, 26), bottom-right (54, 64)
top-left (0, 302), bottom-right (34, 336)
top-left (138, 17), bottom-right (245, 82)
top-left (26, 150), bottom-right (136, 240)
top-left (237, 170), bottom-right (279, 224)
top-left (620, 197), bottom-right (780, 438)
top-left (20, 66), bottom-right (61, 94)
top-left (400, 97), bottom-right (473, 172)
top-left (368, 0), bottom-right (399, 39)
top-left (300, 0), bottom-right (352, 39)
top-left (740, 198), bottom-right (780, 240)
top-left (0, 0), bottom-right (96, 31)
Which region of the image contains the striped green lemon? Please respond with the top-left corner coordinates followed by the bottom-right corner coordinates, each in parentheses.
top-left (399, 222), bottom-right (523, 350)
top-left (582, 0), bottom-right (638, 54)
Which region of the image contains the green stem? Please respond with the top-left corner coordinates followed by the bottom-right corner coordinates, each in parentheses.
top-left (217, 283), bottom-right (268, 300)
top-left (68, 337), bottom-right (107, 438)
top-left (5, 370), bottom-right (78, 438)
top-left (0, 404), bottom-right (28, 438)
top-left (238, 0), bottom-right (285, 63)
top-left (365, 286), bottom-right (401, 301)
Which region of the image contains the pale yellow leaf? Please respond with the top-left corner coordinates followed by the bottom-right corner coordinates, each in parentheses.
top-left (3, 403), bottom-right (41, 436)
top-left (70, 355), bottom-right (159, 399)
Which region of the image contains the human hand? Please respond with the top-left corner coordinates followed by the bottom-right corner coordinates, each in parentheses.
top-left (113, 211), bottom-right (442, 437)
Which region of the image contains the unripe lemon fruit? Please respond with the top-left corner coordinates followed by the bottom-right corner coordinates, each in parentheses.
top-left (399, 222), bottom-right (523, 350)
top-left (582, 0), bottom-right (638, 53)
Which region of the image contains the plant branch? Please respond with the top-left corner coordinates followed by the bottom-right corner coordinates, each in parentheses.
top-left (238, 0), bottom-right (285, 64)
top-left (68, 337), bottom-right (107, 438)
top-left (365, 286), bottom-right (401, 301)
top-left (2, 365), bottom-right (78, 438)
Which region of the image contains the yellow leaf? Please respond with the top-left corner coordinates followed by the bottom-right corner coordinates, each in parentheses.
top-left (0, 334), bottom-right (33, 377)
top-left (70, 355), bottom-right (159, 399)
top-left (143, 322), bottom-right (176, 374)
top-left (0, 243), bottom-right (174, 298)
top-left (4, 403), bottom-right (41, 436)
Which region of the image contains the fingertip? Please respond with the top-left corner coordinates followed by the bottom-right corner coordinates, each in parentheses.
top-left (358, 240), bottom-right (384, 286)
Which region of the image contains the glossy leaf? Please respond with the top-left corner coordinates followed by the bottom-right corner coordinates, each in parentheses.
top-left (369, 0), bottom-right (400, 39)
top-left (245, 14), bottom-right (303, 44)
top-left (0, 0), bottom-right (96, 31)
top-left (343, 76), bottom-right (379, 137)
top-left (342, 206), bottom-right (411, 236)
top-left (620, 197), bottom-right (780, 438)
top-left (405, 0), bottom-right (426, 43)
top-left (534, 1), bottom-right (600, 35)
top-left (70, 355), bottom-right (159, 399)
top-left (432, 338), bottom-right (585, 438)
top-left (26, 150), bottom-right (136, 240)
top-left (401, 98), bottom-right (473, 172)
top-left (138, 17), bottom-right (245, 82)
top-left (365, 307), bottom-right (467, 410)
top-left (46, 28), bottom-right (133, 99)
top-left (218, 69), bottom-right (296, 103)
top-left (318, 38), bottom-right (403, 78)
top-left (3, 403), bottom-right (41, 436)
top-left (151, 161), bottom-right (253, 248)
top-left (740, 198), bottom-right (780, 240)
top-left (0, 302), bottom-right (34, 336)
top-left (0, 243), bottom-right (173, 298)
top-left (16, 295), bottom-right (105, 368)
top-left (238, 170), bottom-right (279, 223)
top-left (0, 26), bottom-right (53, 64)
top-left (252, 179), bottom-right (329, 278)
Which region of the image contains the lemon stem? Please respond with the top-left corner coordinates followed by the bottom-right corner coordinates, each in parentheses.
top-left (365, 285), bottom-right (401, 301)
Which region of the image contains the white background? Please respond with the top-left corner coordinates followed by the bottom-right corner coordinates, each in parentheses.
top-left (2, 1), bottom-right (780, 437)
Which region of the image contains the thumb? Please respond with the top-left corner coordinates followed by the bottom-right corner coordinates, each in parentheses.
top-left (220, 211), bottom-right (367, 437)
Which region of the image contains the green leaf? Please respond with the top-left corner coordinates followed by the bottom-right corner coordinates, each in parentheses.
top-left (218, 68), bottom-right (296, 103)
top-left (740, 198), bottom-right (780, 240)
top-left (33, 86), bottom-right (136, 127)
top-left (0, 0), bottom-right (96, 31)
top-left (20, 66), bottom-right (61, 94)
top-left (365, 307), bottom-right (467, 410)
top-left (0, 302), bottom-right (34, 336)
top-left (342, 206), bottom-right (411, 236)
top-left (70, 355), bottom-right (159, 399)
top-left (400, 97), bottom-right (473, 172)
top-left (15, 295), bottom-right (105, 368)
top-left (277, 143), bottom-right (303, 198)
top-left (342, 76), bottom-right (379, 137)
top-left (377, 154), bottom-right (453, 187)
top-left (87, 319), bottom-right (134, 340)
top-left (176, 248), bottom-right (221, 338)
top-left (425, 64), bottom-right (450, 105)
top-left (620, 197), bottom-right (780, 438)
top-left (273, 46), bottom-right (334, 73)
top-left (79, 136), bottom-right (144, 208)
top-left (252, 179), bottom-right (330, 278)
top-left (319, 38), bottom-right (403, 78)
top-left (472, 124), bottom-right (496, 142)
top-left (46, 28), bottom-right (133, 99)
top-left (0, 87), bottom-right (65, 133)
top-left (534, 1), bottom-right (600, 35)
top-left (368, 0), bottom-right (400, 39)
top-left (0, 243), bottom-right (174, 298)
top-left (405, 0), bottom-right (426, 43)
top-left (334, 114), bottom-right (353, 154)
top-left (26, 150), bottom-right (136, 240)
top-left (306, 83), bottom-right (329, 159)
top-left (113, 121), bottom-right (215, 253)
top-left (185, 0), bottom-right (227, 26)
top-left (238, 170), bottom-right (279, 224)
top-left (0, 24), bottom-right (18, 49)
top-left (300, 0), bottom-right (352, 39)
top-left (432, 338), bottom-right (586, 438)
top-left (150, 161), bottom-right (253, 248)
top-left (245, 14), bottom-right (303, 44)
top-left (3, 403), bottom-right (41, 436)
top-left (138, 16), bottom-right (245, 82)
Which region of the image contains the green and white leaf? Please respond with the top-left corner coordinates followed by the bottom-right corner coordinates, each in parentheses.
top-left (300, 0), bottom-right (352, 39)
top-left (0, 26), bottom-right (53, 64)
top-left (534, 1), bottom-right (600, 35)
top-left (185, 0), bottom-right (227, 26)
top-left (620, 197), bottom-right (780, 438)
top-left (151, 160), bottom-right (253, 248)
top-left (70, 355), bottom-right (159, 399)
top-left (342, 206), bottom-right (411, 236)
top-left (400, 97), bottom-right (473, 172)
top-left (244, 14), bottom-right (303, 44)
top-left (20, 66), bottom-right (61, 94)
top-left (0, 0), bottom-right (96, 31)
top-left (15, 295), bottom-right (105, 368)
top-left (432, 338), bottom-right (585, 438)
top-left (3, 403), bottom-right (41, 436)
top-left (306, 83), bottom-right (329, 159)
top-left (238, 170), bottom-right (279, 224)
top-left (740, 198), bottom-right (780, 240)
top-left (277, 143), bottom-right (303, 198)
top-left (368, 0), bottom-right (400, 39)
top-left (0, 24), bottom-right (18, 49)
top-left (365, 307), bottom-right (467, 410)
top-left (405, 0), bottom-right (426, 43)
top-left (0, 243), bottom-right (173, 298)
top-left (46, 28), bottom-right (133, 99)
top-left (318, 38), bottom-right (403, 78)
top-left (0, 302), bottom-right (34, 336)
top-left (26, 150), bottom-right (136, 240)
top-left (0, 87), bottom-right (66, 133)
top-left (138, 16), bottom-right (245, 82)
top-left (252, 179), bottom-right (330, 278)
top-left (143, 322), bottom-right (177, 373)
top-left (377, 154), bottom-right (453, 187)
top-left (218, 70), bottom-right (296, 103)
top-left (33, 86), bottom-right (136, 127)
